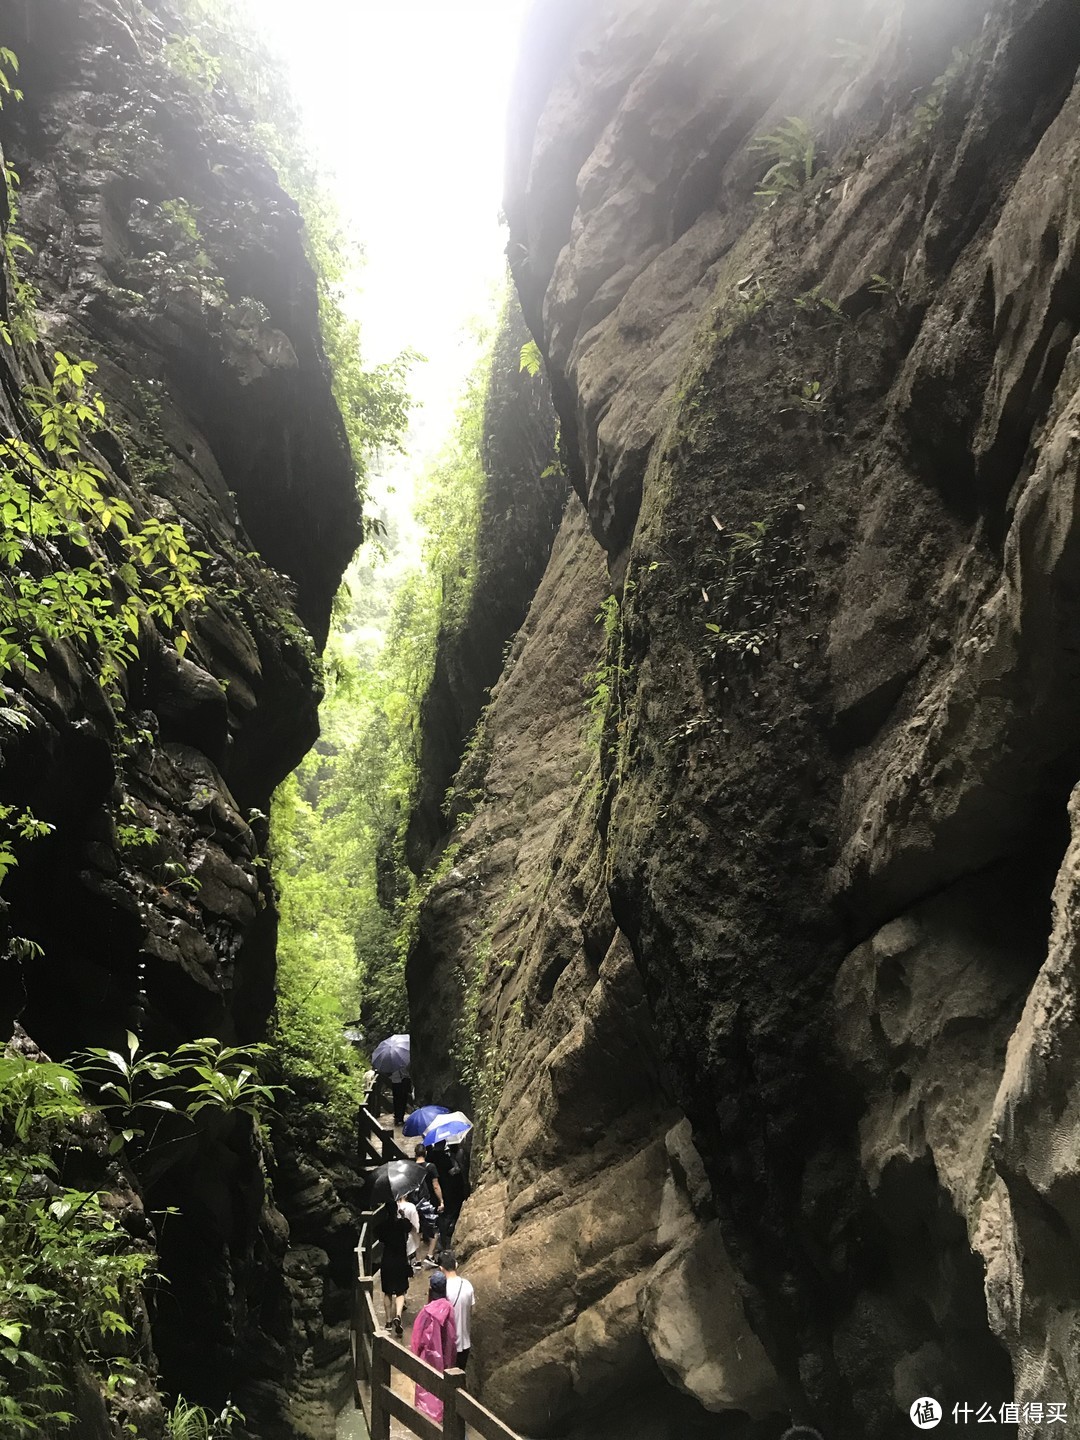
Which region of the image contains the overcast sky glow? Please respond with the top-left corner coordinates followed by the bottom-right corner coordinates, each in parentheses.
top-left (248, 0), bottom-right (529, 485)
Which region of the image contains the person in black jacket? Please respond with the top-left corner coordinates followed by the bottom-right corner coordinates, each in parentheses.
top-left (374, 1197), bottom-right (418, 1336)
top-left (429, 1141), bottom-right (466, 1246)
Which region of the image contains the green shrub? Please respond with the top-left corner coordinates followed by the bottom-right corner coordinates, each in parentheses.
top-left (751, 116), bottom-right (818, 202)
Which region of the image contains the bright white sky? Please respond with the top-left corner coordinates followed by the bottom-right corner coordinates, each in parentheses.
top-left (247, 0), bottom-right (530, 504)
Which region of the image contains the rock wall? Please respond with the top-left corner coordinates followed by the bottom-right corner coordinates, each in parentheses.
top-left (0, 0), bottom-right (359, 1433)
top-left (405, 296), bottom-right (566, 871)
top-left (410, 0), bottom-right (1080, 1435)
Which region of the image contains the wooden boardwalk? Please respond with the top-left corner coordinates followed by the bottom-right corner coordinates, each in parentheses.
top-left (351, 1105), bottom-right (522, 1440)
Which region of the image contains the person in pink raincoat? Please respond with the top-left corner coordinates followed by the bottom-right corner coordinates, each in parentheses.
top-left (409, 1270), bottom-right (458, 1421)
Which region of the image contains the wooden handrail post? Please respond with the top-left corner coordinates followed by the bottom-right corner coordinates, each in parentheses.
top-left (350, 1283), bottom-right (362, 1408)
top-left (369, 1333), bottom-right (392, 1440)
top-left (443, 1367), bottom-right (467, 1440)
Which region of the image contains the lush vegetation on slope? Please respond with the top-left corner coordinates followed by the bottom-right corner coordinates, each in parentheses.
top-left (269, 324), bottom-right (498, 1124)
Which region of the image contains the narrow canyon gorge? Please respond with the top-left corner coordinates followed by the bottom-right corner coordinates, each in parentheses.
top-left (3, 1), bottom-right (1080, 1439)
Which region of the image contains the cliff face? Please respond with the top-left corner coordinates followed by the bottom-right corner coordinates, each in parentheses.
top-left (405, 298), bottom-right (566, 872)
top-left (411, 0), bottom-right (1080, 1435)
top-left (0, 0), bottom-right (358, 1432)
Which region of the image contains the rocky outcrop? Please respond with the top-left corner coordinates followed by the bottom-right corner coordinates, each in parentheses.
top-left (410, 0), bottom-right (1080, 1435)
top-left (0, 0), bottom-right (359, 1433)
top-left (409, 495), bottom-right (774, 1438)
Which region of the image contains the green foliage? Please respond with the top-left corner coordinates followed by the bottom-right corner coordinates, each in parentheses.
top-left (789, 378), bottom-right (826, 414)
top-left (518, 339), bottom-right (542, 377)
top-left (163, 35), bottom-right (222, 92)
top-left (0, 102), bottom-right (208, 897)
top-left (115, 823), bottom-right (157, 852)
top-left (0, 1054), bottom-right (153, 1436)
top-left (269, 766), bottom-right (374, 1132)
top-left (270, 330), bottom-right (499, 1114)
top-left (732, 275), bottom-right (772, 323)
top-left (751, 116), bottom-right (818, 202)
top-left (870, 272), bottom-right (902, 307)
top-left (0, 1035), bottom-right (272, 1435)
top-left (913, 47), bottom-right (968, 139)
top-left (698, 515), bottom-right (808, 669)
top-left (0, 347), bottom-right (206, 691)
top-left (76, 1031), bottom-right (279, 1140)
top-left (0, 805), bottom-right (52, 885)
top-left (154, 198), bottom-right (223, 302)
top-left (583, 593), bottom-right (621, 748)
top-left (165, 1398), bottom-right (243, 1440)
top-left (0, 46), bottom-right (22, 112)
top-left (793, 286), bottom-right (846, 324)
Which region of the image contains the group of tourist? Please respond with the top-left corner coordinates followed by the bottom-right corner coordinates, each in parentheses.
top-left (372, 1229), bottom-right (476, 1422)
top-left (365, 1058), bottom-right (477, 1416)
top-left (372, 1139), bottom-right (471, 1335)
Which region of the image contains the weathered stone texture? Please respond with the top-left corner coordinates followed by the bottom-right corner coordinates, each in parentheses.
top-left (413, 0), bottom-right (1080, 1435)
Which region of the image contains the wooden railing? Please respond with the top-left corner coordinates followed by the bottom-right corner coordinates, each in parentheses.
top-left (351, 1208), bottom-right (521, 1440)
top-left (357, 1100), bottom-right (406, 1168)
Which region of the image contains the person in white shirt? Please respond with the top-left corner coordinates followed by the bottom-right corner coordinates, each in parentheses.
top-left (438, 1250), bottom-right (475, 1368)
top-left (401, 1195), bottom-right (421, 1267)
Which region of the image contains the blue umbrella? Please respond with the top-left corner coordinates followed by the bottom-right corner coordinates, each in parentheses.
top-left (422, 1110), bottom-right (473, 1146)
top-left (371, 1034), bottom-right (410, 1075)
top-left (403, 1105), bottom-right (450, 1138)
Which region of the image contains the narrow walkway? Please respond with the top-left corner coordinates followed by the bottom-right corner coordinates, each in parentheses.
top-left (372, 1108), bottom-right (436, 1438)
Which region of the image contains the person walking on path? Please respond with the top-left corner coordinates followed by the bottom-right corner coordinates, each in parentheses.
top-left (409, 1270), bottom-right (457, 1422)
top-left (390, 1066), bottom-right (412, 1127)
top-left (411, 1142), bottom-right (444, 1267)
top-left (374, 1196), bottom-right (419, 1336)
top-left (439, 1250), bottom-right (475, 1370)
top-left (430, 1140), bottom-right (466, 1246)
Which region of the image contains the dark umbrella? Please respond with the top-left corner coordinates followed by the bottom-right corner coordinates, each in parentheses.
top-left (371, 1034), bottom-right (410, 1075)
top-left (369, 1159), bottom-right (427, 1205)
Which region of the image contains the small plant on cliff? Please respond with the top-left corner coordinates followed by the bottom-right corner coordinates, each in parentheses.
top-left (869, 272), bottom-right (903, 308)
top-left (76, 1031), bottom-right (280, 1150)
top-left (751, 117), bottom-right (818, 202)
top-left (115, 823), bottom-right (158, 853)
top-left (583, 593), bottom-right (622, 748)
top-left (794, 286), bottom-right (846, 325)
top-left (783, 378), bottom-right (826, 415)
top-left (163, 35), bottom-right (222, 93)
top-left (913, 47), bottom-right (968, 139)
top-left (0, 46), bottom-right (22, 111)
top-left (518, 338), bottom-right (543, 377)
top-left (0, 805), bottom-right (53, 885)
